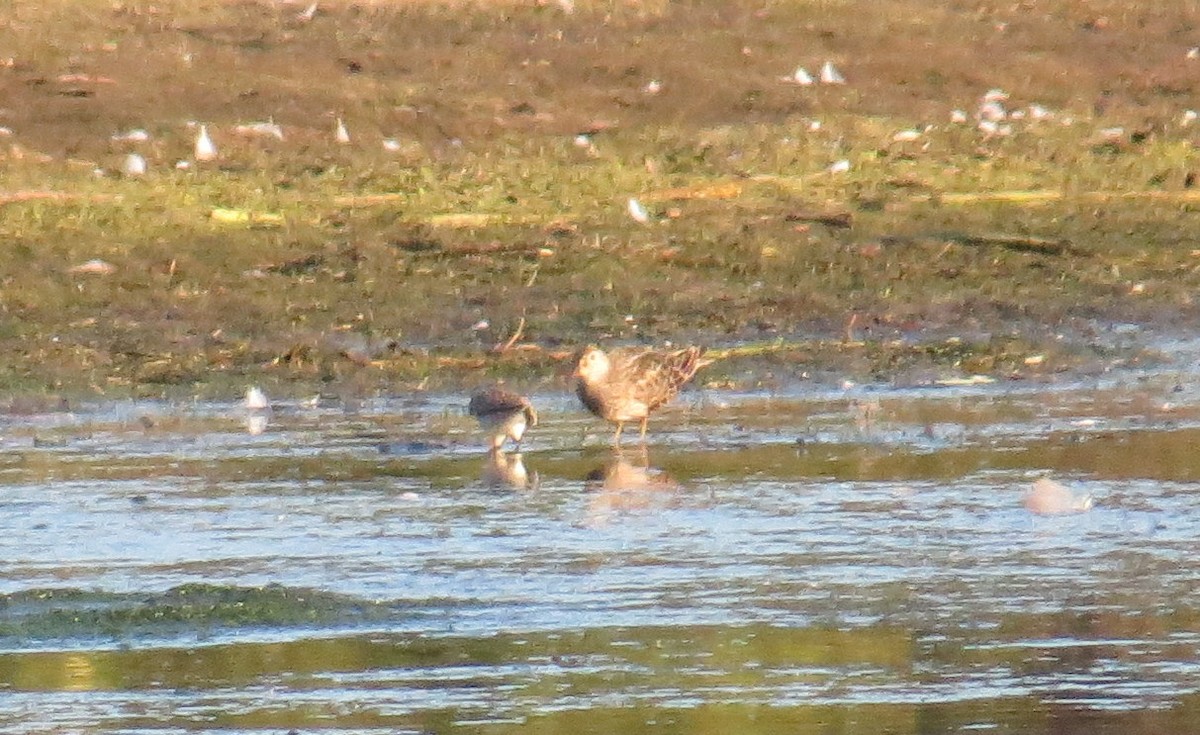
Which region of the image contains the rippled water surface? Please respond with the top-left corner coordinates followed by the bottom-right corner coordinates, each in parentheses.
top-left (4, 367), bottom-right (1200, 733)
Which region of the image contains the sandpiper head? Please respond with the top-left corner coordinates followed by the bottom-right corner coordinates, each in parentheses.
top-left (574, 346), bottom-right (610, 383)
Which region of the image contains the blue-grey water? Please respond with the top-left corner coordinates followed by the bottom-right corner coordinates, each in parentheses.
top-left (3, 364), bottom-right (1200, 733)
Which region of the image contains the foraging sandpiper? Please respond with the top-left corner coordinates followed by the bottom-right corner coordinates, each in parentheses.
top-left (468, 387), bottom-right (538, 452)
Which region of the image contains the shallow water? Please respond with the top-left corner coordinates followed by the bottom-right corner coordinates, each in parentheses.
top-left (4, 368), bottom-right (1200, 733)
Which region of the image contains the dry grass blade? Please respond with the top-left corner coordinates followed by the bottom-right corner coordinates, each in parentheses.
top-left (493, 317), bottom-right (526, 354)
top-left (639, 182), bottom-right (744, 202)
top-left (0, 191), bottom-right (117, 205)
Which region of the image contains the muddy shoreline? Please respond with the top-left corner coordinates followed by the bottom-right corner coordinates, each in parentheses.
top-left (3, 0), bottom-right (1199, 400)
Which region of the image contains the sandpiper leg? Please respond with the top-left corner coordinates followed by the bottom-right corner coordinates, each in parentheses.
top-left (639, 417), bottom-right (649, 442)
top-left (613, 422), bottom-right (624, 447)
top-left (635, 443), bottom-right (650, 467)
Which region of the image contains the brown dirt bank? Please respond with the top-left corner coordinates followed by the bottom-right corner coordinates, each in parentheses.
top-left (0, 0), bottom-right (1198, 399)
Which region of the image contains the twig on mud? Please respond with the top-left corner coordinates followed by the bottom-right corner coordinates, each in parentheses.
top-left (402, 239), bottom-right (552, 257)
top-left (0, 191), bottom-right (117, 206)
top-left (946, 232), bottom-right (1075, 255)
top-left (749, 173), bottom-right (827, 193)
top-left (844, 313), bottom-right (859, 343)
top-left (905, 189), bottom-right (1200, 206)
top-left (704, 339), bottom-right (824, 360)
top-left (328, 199), bottom-right (548, 228)
top-left (639, 181), bottom-right (744, 202)
top-left (910, 190), bottom-right (1063, 205)
top-left (493, 317), bottom-right (526, 354)
top-left (882, 232), bottom-right (1078, 256)
top-left (435, 356), bottom-right (489, 369)
top-left (785, 210), bottom-right (853, 228)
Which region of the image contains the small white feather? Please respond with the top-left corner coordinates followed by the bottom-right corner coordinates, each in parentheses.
top-left (194, 124), bottom-right (217, 161)
top-left (627, 197), bottom-right (650, 224)
top-left (121, 153), bottom-right (147, 176)
top-left (819, 61), bottom-right (845, 84)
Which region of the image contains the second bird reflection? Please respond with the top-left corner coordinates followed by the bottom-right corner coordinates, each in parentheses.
top-left (480, 450), bottom-right (538, 491)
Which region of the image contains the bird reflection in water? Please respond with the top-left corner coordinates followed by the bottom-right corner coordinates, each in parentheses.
top-left (480, 450), bottom-right (538, 491)
top-left (583, 448), bottom-right (679, 526)
top-left (244, 386), bottom-right (271, 436)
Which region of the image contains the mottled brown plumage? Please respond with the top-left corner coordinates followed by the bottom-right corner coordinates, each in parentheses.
top-left (574, 345), bottom-right (707, 445)
top-left (468, 387), bottom-right (538, 451)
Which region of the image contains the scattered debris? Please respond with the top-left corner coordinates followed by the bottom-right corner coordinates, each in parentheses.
top-left (785, 210), bottom-right (852, 228)
top-left (627, 197), bottom-right (651, 223)
top-left (1027, 104), bottom-right (1053, 121)
top-left (934, 375), bottom-right (996, 386)
top-left (945, 232), bottom-right (1075, 256)
top-left (68, 259), bottom-right (116, 275)
top-left (234, 120), bottom-right (285, 140)
top-left (1024, 477), bottom-right (1093, 515)
top-left (640, 181), bottom-right (743, 202)
top-left (0, 191), bottom-right (117, 205)
top-left (322, 332), bottom-right (399, 365)
top-left (262, 254), bottom-right (323, 275)
top-left (194, 124), bottom-right (217, 161)
top-left (210, 208), bottom-right (285, 226)
top-left (977, 120), bottom-right (1012, 138)
top-left (819, 60), bottom-right (846, 84)
top-left (56, 73), bottom-right (115, 84)
top-left (493, 317), bottom-right (526, 354)
top-left (121, 153), bottom-right (147, 177)
top-left (781, 66), bottom-right (814, 85)
top-left (297, 1), bottom-right (318, 22)
top-left (111, 129), bottom-right (150, 142)
top-left (977, 89), bottom-right (1008, 122)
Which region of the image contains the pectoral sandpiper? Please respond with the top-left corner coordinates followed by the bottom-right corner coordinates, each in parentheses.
top-left (574, 345), bottom-right (708, 445)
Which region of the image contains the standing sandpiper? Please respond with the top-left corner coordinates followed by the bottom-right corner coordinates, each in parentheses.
top-left (574, 345), bottom-right (708, 445)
